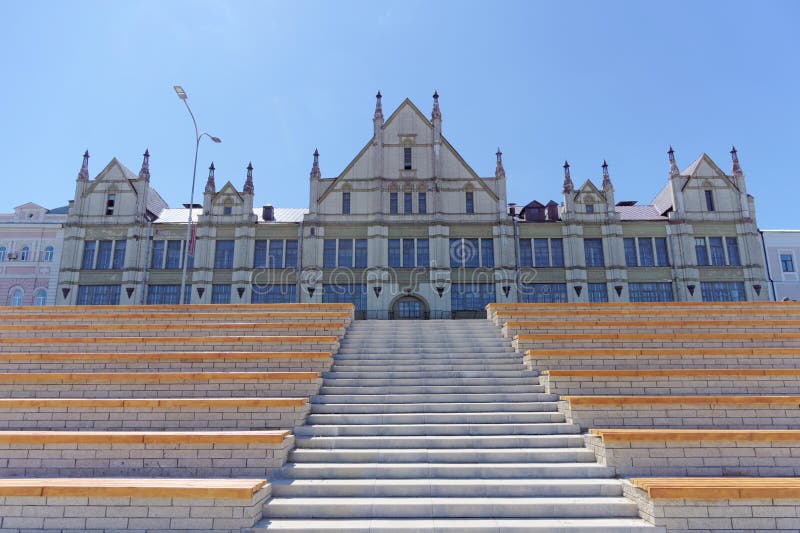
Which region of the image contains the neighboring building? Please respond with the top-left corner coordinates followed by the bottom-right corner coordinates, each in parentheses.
top-left (56, 93), bottom-right (769, 316)
top-left (0, 203), bottom-right (67, 306)
top-left (760, 230), bottom-right (800, 301)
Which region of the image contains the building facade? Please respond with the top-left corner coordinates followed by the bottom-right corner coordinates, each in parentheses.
top-left (0, 203), bottom-right (67, 306)
top-left (56, 94), bottom-right (769, 316)
top-left (760, 230), bottom-right (800, 301)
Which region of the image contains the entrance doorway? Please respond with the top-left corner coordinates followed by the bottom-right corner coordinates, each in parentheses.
top-left (390, 295), bottom-right (429, 320)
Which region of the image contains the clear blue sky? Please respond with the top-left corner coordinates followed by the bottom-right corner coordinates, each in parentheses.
top-left (2, 1), bottom-right (798, 228)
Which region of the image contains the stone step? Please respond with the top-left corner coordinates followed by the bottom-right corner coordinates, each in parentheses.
top-left (320, 377), bottom-right (539, 387)
top-left (295, 434), bottom-right (587, 449)
top-left (319, 384), bottom-right (541, 395)
top-left (332, 354), bottom-right (523, 361)
top-left (329, 364), bottom-right (525, 373)
top-left (294, 422), bottom-right (579, 437)
top-left (305, 412), bottom-right (565, 425)
top-left (269, 478), bottom-right (622, 497)
top-left (324, 370), bottom-right (535, 379)
top-left (337, 348), bottom-right (516, 354)
top-left (310, 402), bottom-right (555, 414)
top-left (263, 496), bottom-right (639, 519)
top-left (289, 447), bottom-right (597, 464)
top-left (251, 517), bottom-right (662, 532)
top-left (313, 392), bottom-right (558, 403)
top-left (277, 462), bottom-right (614, 479)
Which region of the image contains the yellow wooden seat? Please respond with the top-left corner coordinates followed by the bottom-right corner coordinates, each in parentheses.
top-left (0, 429), bottom-right (291, 445)
top-left (0, 477), bottom-right (266, 499)
top-left (629, 477), bottom-right (800, 499)
top-left (589, 428), bottom-right (800, 443)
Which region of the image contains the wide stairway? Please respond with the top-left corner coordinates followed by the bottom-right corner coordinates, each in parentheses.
top-left (259, 319), bottom-right (658, 532)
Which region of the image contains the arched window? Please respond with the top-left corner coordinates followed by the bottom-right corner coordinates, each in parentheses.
top-left (10, 288), bottom-right (23, 306)
top-left (0, 246), bottom-right (5, 262)
top-left (20, 247), bottom-right (29, 261)
top-left (34, 289), bottom-right (47, 306)
top-left (44, 246), bottom-right (54, 262)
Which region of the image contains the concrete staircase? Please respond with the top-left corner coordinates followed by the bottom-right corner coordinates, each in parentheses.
top-left (255, 320), bottom-right (659, 532)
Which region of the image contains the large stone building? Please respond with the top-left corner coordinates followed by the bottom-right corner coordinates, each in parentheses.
top-left (760, 230), bottom-right (800, 301)
top-left (56, 94), bottom-right (769, 317)
top-left (0, 203), bottom-right (67, 306)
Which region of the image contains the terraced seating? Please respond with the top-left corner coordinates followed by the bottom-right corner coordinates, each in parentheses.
top-left (503, 319), bottom-right (800, 338)
top-left (559, 395), bottom-right (800, 430)
top-left (0, 371), bottom-right (321, 398)
top-left (586, 429), bottom-right (800, 477)
top-left (0, 430), bottom-right (293, 478)
top-left (542, 368), bottom-right (800, 396)
top-left (0, 477), bottom-right (268, 531)
top-left (0, 397), bottom-right (309, 430)
top-left (624, 478), bottom-right (800, 531)
top-left (0, 302), bottom-right (354, 318)
top-left (4, 310), bottom-right (352, 326)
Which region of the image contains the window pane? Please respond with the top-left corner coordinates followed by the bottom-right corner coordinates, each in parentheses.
top-left (254, 240), bottom-right (268, 268)
top-left (519, 239), bottom-right (532, 268)
top-left (464, 239), bottom-right (479, 267)
top-left (44, 246), bottom-right (54, 262)
top-left (389, 192), bottom-right (398, 214)
top-left (77, 285), bottom-right (121, 305)
top-left (0, 247), bottom-right (5, 262)
top-left (624, 238), bottom-right (637, 267)
top-left (534, 239), bottom-right (550, 267)
top-left (112, 240), bottom-right (126, 270)
top-left (451, 283), bottom-right (496, 311)
top-left (629, 282), bottom-right (674, 302)
top-left (449, 239), bottom-right (463, 268)
top-left (211, 284), bottom-right (231, 304)
top-left (354, 239), bottom-right (367, 268)
top-left (465, 192), bottom-right (474, 214)
top-left (418, 193), bottom-right (427, 214)
top-left (404, 193), bottom-right (412, 214)
top-left (82, 241), bottom-right (96, 269)
top-left (323, 240), bottom-right (337, 268)
top-left (402, 239), bottom-right (415, 267)
top-left (404, 147), bottom-right (412, 169)
top-left (251, 284), bottom-right (297, 303)
top-left (96, 241), bottom-right (112, 270)
top-left (147, 284), bottom-right (181, 305)
top-left (638, 238), bottom-right (655, 267)
top-left (269, 240), bottom-right (284, 269)
top-left (323, 283), bottom-right (367, 311)
top-left (695, 238), bottom-right (709, 266)
top-left (781, 254), bottom-right (795, 273)
top-left (519, 283), bottom-right (568, 303)
top-left (583, 238), bottom-right (604, 267)
top-left (701, 281), bottom-right (746, 302)
top-left (337, 239), bottom-right (353, 268)
top-left (164, 241), bottom-right (181, 269)
top-left (709, 237), bottom-right (725, 266)
top-left (214, 240), bottom-right (235, 269)
top-left (285, 240), bottom-right (298, 268)
top-left (655, 238), bottom-right (670, 266)
top-left (588, 283), bottom-right (608, 302)
top-left (550, 239), bottom-right (564, 267)
top-left (705, 190), bottom-right (715, 211)
top-left (388, 239), bottom-right (401, 268)
top-left (342, 192), bottom-right (350, 214)
top-left (726, 238), bottom-right (741, 266)
top-left (34, 290), bottom-right (47, 306)
top-left (481, 239), bottom-right (494, 267)
top-left (416, 239), bottom-right (429, 267)
top-left (150, 241), bottom-right (164, 269)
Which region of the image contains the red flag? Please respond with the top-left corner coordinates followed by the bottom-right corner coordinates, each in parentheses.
top-left (189, 223), bottom-right (197, 256)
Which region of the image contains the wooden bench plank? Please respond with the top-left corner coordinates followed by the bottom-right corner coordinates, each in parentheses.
top-left (0, 397), bottom-right (307, 408)
top-left (589, 428), bottom-right (800, 443)
top-left (0, 429), bottom-right (291, 444)
top-left (629, 477), bottom-right (800, 499)
top-left (0, 351), bottom-right (330, 361)
top-left (0, 335), bottom-right (338, 345)
top-left (545, 369), bottom-right (800, 377)
top-left (0, 371), bottom-right (320, 382)
top-left (0, 477), bottom-right (267, 499)
top-left (562, 395), bottom-right (800, 407)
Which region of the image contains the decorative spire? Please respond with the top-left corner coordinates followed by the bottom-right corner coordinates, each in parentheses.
top-left (310, 148), bottom-right (321, 179)
top-left (601, 159), bottom-right (612, 190)
top-left (374, 91), bottom-right (383, 121)
top-left (77, 150), bottom-right (89, 181)
top-left (495, 147), bottom-right (505, 179)
top-left (431, 90), bottom-right (441, 121)
top-left (138, 149), bottom-right (150, 181)
top-left (562, 160), bottom-right (573, 193)
top-left (243, 162), bottom-right (254, 194)
top-left (730, 145), bottom-right (743, 176)
top-left (668, 145), bottom-right (679, 176)
top-left (204, 162), bottom-right (216, 194)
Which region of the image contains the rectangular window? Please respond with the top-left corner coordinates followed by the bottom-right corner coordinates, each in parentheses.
top-left (323, 240), bottom-right (337, 268)
top-left (354, 239), bottom-right (367, 268)
top-left (402, 239), bottom-right (415, 267)
top-left (342, 192), bottom-right (350, 214)
top-left (624, 238), bottom-right (638, 267)
top-left (112, 240), bottom-right (126, 270)
top-left (588, 282), bottom-right (608, 302)
top-left (96, 240), bottom-right (113, 270)
top-left (150, 241), bottom-right (164, 269)
top-left (464, 238), bottom-right (479, 267)
top-left (451, 283), bottom-right (496, 311)
top-left (695, 237), bottom-right (709, 266)
top-left (534, 238), bottom-right (550, 267)
top-left (449, 238), bottom-right (463, 268)
top-left (404, 192), bottom-right (413, 214)
top-left (519, 239), bottom-right (533, 268)
top-left (211, 284), bottom-right (231, 304)
top-left (251, 284), bottom-right (297, 304)
top-left (81, 241), bottom-right (96, 269)
top-left (586, 204), bottom-right (594, 214)
top-left (583, 238), bottom-right (604, 267)
top-left (705, 190), bottom-right (715, 212)
top-left (105, 194), bottom-right (115, 216)
top-left (638, 238), bottom-right (655, 267)
top-left (214, 240), bottom-right (235, 269)
top-left (147, 284), bottom-right (181, 305)
top-left (418, 192), bottom-right (427, 214)
top-left (416, 239), bottom-right (429, 267)
top-left (465, 191), bottom-right (474, 214)
top-left (285, 240), bottom-right (298, 268)
top-left (269, 240), bottom-right (284, 268)
top-left (550, 239), bottom-right (564, 267)
top-left (388, 239), bottom-right (401, 268)
top-left (481, 239), bottom-right (494, 268)
top-left (164, 240), bottom-right (181, 270)
top-left (519, 283), bottom-right (568, 303)
top-left (254, 240), bottom-right (268, 268)
top-left (709, 237), bottom-right (725, 266)
top-left (337, 239), bottom-right (353, 268)
top-left (389, 192), bottom-right (398, 214)
top-left (655, 238), bottom-right (670, 266)
top-left (629, 282), bottom-right (674, 302)
top-left (726, 237), bottom-right (741, 266)
top-left (781, 254), bottom-right (796, 273)
top-left (323, 283), bottom-right (367, 311)
top-left (404, 147), bottom-right (412, 170)
top-left (701, 281), bottom-right (746, 302)
top-left (77, 285), bottom-right (121, 305)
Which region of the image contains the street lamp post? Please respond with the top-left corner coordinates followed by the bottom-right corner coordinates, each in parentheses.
top-left (173, 85), bottom-right (221, 304)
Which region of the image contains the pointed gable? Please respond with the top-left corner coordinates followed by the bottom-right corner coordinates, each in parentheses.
top-left (86, 158), bottom-right (138, 195)
top-left (681, 153), bottom-right (739, 191)
top-left (212, 181), bottom-right (244, 205)
top-left (575, 179), bottom-right (604, 203)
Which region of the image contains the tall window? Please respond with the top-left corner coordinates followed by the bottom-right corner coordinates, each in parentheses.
top-left (0, 247), bottom-right (5, 262)
top-left (96, 241), bottom-right (113, 270)
top-left (465, 191), bottom-right (474, 214)
top-left (726, 238), bottom-right (741, 266)
top-left (389, 192), bottom-right (398, 214)
top-left (583, 238), bottom-right (604, 267)
top-left (214, 240), bottom-right (235, 269)
top-left (404, 147), bottom-right (412, 170)
top-left (450, 238), bottom-right (492, 268)
top-left (323, 240), bottom-right (337, 268)
top-left (464, 239), bottom-right (479, 267)
top-left (10, 288), bottom-right (23, 307)
top-left (254, 240), bottom-right (298, 269)
top-left (518, 238), bottom-right (564, 267)
top-left (252, 284), bottom-right (297, 304)
top-left (781, 254), bottom-right (796, 273)
top-left (105, 193), bottom-right (116, 216)
top-left (533, 239), bottom-right (550, 267)
top-left (44, 246), bottom-right (54, 262)
top-left (519, 283), bottom-right (568, 303)
top-left (269, 240), bottom-right (284, 268)
top-left (77, 285), bottom-right (121, 305)
top-left (211, 284), bottom-right (231, 304)
top-left (20, 247), bottom-right (29, 261)
top-left (704, 190), bottom-right (715, 212)
top-left (519, 240), bottom-right (533, 268)
top-left (110, 241), bottom-right (125, 270)
top-left (624, 238), bottom-right (638, 267)
top-left (626, 237), bottom-right (669, 267)
top-left (416, 239), bottom-right (429, 267)
top-left (164, 241), bottom-right (181, 269)
top-left (388, 239), bottom-right (401, 268)
top-left (389, 239), bottom-right (427, 268)
top-left (550, 239), bottom-right (564, 267)
top-left (151, 241), bottom-right (165, 269)
top-left (147, 285), bottom-right (181, 305)
top-left (404, 192), bottom-right (413, 214)
top-left (701, 281), bottom-right (746, 302)
top-left (323, 283), bottom-right (367, 311)
top-left (342, 192), bottom-right (351, 214)
top-left (588, 283), bottom-right (608, 302)
top-left (338, 239), bottom-right (353, 267)
top-left (82, 241), bottom-right (96, 269)
top-left (451, 283), bottom-right (496, 311)
top-left (480, 239), bottom-right (494, 268)
top-left (418, 192), bottom-right (427, 214)
top-left (285, 240), bottom-right (299, 268)
top-left (695, 237), bottom-right (710, 266)
top-left (402, 239), bottom-right (415, 267)
top-left (655, 238), bottom-right (670, 266)
top-left (629, 282), bottom-right (674, 302)
top-left (708, 237), bottom-right (725, 266)
top-left (34, 289), bottom-right (47, 306)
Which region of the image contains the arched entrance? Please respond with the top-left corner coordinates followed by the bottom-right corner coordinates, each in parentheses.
top-left (390, 294), bottom-right (429, 320)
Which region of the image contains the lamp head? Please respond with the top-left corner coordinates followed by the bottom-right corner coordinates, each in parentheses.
top-left (173, 85), bottom-right (188, 100)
